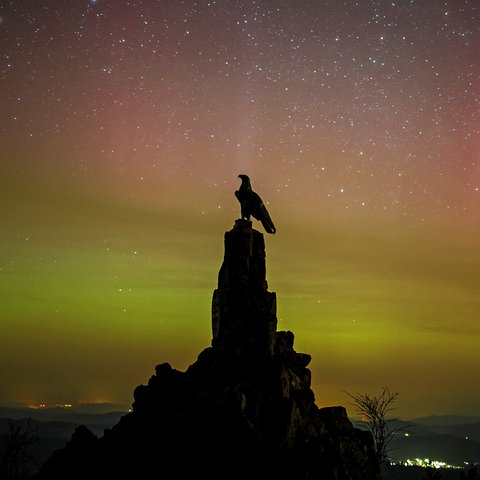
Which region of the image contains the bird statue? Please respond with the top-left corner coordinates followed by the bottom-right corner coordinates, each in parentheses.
top-left (235, 174), bottom-right (276, 234)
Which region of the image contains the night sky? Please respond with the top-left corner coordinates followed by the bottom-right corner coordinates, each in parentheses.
top-left (1, 0), bottom-right (479, 419)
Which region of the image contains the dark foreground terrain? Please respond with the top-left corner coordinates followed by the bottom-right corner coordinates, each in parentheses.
top-left (1, 406), bottom-right (479, 479)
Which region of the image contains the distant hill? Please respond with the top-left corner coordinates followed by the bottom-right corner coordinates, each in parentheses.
top-left (350, 416), bottom-right (480, 466)
top-left (411, 415), bottom-right (480, 426)
top-left (0, 403), bottom-right (128, 422)
top-left (0, 405), bottom-right (127, 476)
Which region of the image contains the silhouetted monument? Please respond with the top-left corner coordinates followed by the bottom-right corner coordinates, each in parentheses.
top-left (35, 183), bottom-right (380, 480)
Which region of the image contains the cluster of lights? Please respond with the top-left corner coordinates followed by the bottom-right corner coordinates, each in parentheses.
top-left (391, 458), bottom-right (463, 470)
top-left (28, 403), bottom-right (73, 409)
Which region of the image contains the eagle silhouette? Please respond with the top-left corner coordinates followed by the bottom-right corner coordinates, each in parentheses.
top-left (235, 174), bottom-right (276, 234)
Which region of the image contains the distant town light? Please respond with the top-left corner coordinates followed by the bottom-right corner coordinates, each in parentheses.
top-left (397, 458), bottom-right (462, 470)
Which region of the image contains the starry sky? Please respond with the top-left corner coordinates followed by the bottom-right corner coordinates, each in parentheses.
top-left (1, 0), bottom-right (479, 419)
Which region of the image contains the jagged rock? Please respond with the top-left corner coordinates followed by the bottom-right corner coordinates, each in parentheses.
top-left (35, 221), bottom-right (381, 480)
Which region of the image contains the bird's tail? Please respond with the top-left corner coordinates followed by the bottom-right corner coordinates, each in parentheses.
top-left (261, 217), bottom-right (276, 234)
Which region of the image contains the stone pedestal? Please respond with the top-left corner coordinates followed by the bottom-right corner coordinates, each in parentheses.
top-left (212, 219), bottom-right (277, 356)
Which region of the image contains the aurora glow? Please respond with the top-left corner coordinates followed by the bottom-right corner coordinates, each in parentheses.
top-left (0, 0), bottom-right (479, 418)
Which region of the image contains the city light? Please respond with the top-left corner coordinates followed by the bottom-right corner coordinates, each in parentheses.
top-left (391, 458), bottom-right (464, 470)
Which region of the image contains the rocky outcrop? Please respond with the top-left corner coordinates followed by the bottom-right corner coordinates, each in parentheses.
top-left (35, 220), bottom-right (381, 480)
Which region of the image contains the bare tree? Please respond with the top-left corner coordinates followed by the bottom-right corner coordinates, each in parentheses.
top-left (1, 418), bottom-right (39, 479)
top-left (345, 386), bottom-right (408, 466)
